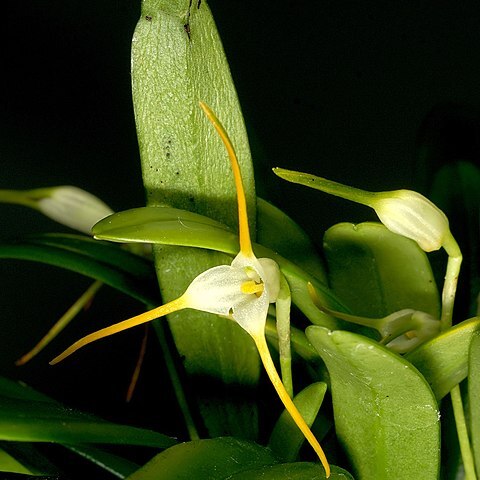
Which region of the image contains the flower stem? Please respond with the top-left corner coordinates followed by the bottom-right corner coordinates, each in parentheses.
top-left (451, 385), bottom-right (477, 480)
top-left (152, 320), bottom-right (200, 441)
top-left (276, 275), bottom-right (293, 398)
top-left (16, 280), bottom-right (103, 365)
top-left (441, 235), bottom-right (477, 478)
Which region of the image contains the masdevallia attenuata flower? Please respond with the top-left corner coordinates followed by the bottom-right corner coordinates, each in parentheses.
top-left (50, 102), bottom-right (331, 477)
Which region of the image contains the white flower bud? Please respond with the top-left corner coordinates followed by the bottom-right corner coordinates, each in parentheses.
top-left (373, 190), bottom-right (450, 252)
top-left (38, 186), bottom-right (113, 235)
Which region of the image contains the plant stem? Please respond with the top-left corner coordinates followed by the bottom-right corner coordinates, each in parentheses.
top-left (450, 385), bottom-right (477, 480)
top-left (152, 321), bottom-right (200, 441)
top-left (441, 234), bottom-right (477, 478)
top-left (276, 275), bottom-right (293, 398)
top-left (16, 280), bottom-right (103, 365)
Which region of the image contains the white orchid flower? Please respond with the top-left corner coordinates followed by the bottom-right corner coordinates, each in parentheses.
top-left (51, 102), bottom-right (330, 477)
top-left (0, 185), bottom-right (113, 235)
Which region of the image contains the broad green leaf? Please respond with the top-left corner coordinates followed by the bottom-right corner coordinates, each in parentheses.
top-left (323, 222), bottom-right (440, 319)
top-left (0, 397), bottom-right (175, 448)
top-left (24, 233), bottom-right (154, 278)
top-left (469, 331), bottom-right (480, 475)
top-left (230, 462), bottom-right (354, 480)
top-left (93, 206), bottom-right (236, 251)
top-left (94, 206), bottom-right (345, 328)
top-left (257, 198), bottom-right (327, 284)
top-left (126, 437), bottom-right (278, 480)
top-left (131, 0), bottom-right (259, 438)
top-left (0, 238), bottom-right (158, 305)
top-left (0, 377), bottom-right (144, 478)
top-left (306, 326), bottom-right (440, 480)
top-left (406, 316), bottom-right (480, 400)
top-left (268, 382), bottom-right (327, 462)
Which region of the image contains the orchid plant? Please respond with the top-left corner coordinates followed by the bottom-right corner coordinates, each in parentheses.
top-left (1, 1), bottom-right (479, 480)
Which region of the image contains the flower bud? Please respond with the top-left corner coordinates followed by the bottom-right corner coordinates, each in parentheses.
top-left (373, 190), bottom-right (450, 252)
top-left (38, 186), bottom-right (113, 235)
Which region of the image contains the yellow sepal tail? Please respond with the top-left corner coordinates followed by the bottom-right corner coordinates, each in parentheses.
top-left (199, 101), bottom-right (254, 258)
top-left (50, 296), bottom-right (188, 365)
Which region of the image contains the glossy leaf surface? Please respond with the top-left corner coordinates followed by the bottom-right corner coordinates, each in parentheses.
top-left (257, 198), bottom-right (327, 284)
top-left (469, 331), bottom-right (480, 474)
top-left (306, 326), bottom-right (440, 480)
top-left (230, 463), bottom-right (354, 480)
top-left (0, 376), bottom-right (175, 449)
top-left (131, 0), bottom-right (259, 438)
top-left (323, 222), bottom-right (440, 319)
top-left (94, 206), bottom-right (345, 328)
top-left (126, 437), bottom-right (278, 480)
top-left (406, 316), bottom-right (480, 400)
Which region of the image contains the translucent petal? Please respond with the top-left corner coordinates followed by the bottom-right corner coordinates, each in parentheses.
top-left (38, 186), bottom-right (113, 235)
top-left (258, 258), bottom-right (281, 303)
top-left (374, 190), bottom-right (449, 252)
top-left (185, 257), bottom-right (270, 337)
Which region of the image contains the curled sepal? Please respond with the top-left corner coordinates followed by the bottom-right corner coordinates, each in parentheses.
top-left (308, 283), bottom-right (440, 353)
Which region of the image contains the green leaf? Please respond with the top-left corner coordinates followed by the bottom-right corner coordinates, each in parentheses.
top-left (468, 331), bottom-right (480, 475)
top-left (406, 316), bottom-right (480, 400)
top-left (131, 0), bottom-right (259, 438)
top-left (0, 397), bottom-right (175, 448)
top-left (125, 437), bottom-right (279, 480)
top-left (0, 237), bottom-right (158, 305)
top-left (93, 206), bottom-right (237, 252)
top-left (0, 376), bottom-right (175, 449)
top-left (257, 198), bottom-right (327, 284)
top-left (268, 382), bottom-right (327, 462)
top-left (229, 462), bottom-right (354, 480)
top-left (323, 222), bottom-right (440, 319)
top-left (24, 233), bottom-right (154, 278)
top-left (94, 206), bottom-right (346, 329)
top-left (306, 326), bottom-right (440, 480)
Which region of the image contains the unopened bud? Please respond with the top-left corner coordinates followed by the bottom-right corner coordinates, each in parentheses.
top-left (373, 190), bottom-right (449, 252)
top-left (38, 186), bottom-right (113, 235)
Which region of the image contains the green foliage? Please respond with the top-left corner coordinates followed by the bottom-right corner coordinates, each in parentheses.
top-left (1, 1), bottom-right (478, 479)
top-left (306, 327), bottom-right (440, 479)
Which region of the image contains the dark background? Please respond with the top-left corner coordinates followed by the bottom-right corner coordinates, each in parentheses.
top-left (2, 1), bottom-right (480, 475)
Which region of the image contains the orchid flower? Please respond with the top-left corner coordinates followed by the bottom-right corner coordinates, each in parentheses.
top-left (50, 102), bottom-right (330, 477)
top-left (0, 185), bottom-right (113, 235)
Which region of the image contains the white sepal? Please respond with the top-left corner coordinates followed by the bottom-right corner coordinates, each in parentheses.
top-left (38, 186), bottom-right (113, 235)
top-left (374, 190), bottom-right (450, 252)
